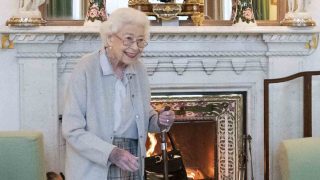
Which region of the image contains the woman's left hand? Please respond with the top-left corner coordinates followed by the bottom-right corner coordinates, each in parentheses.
top-left (158, 108), bottom-right (175, 128)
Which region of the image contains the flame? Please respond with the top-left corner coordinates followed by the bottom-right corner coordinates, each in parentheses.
top-left (146, 133), bottom-right (157, 157)
top-left (187, 171), bottom-right (196, 179)
top-left (186, 168), bottom-right (205, 179)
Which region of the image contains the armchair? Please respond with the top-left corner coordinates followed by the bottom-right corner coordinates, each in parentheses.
top-left (0, 131), bottom-right (46, 180)
top-left (279, 137), bottom-right (320, 180)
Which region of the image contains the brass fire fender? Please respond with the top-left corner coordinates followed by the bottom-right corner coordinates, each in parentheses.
top-left (128, 0), bottom-right (205, 26)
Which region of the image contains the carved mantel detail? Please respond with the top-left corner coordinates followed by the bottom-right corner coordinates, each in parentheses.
top-left (10, 34), bottom-right (64, 43)
top-left (142, 58), bottom-right (267, 76)
top-left (1, 27), bottom-right (318, 72)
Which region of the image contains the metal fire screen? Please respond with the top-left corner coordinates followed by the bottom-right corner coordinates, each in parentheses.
top-left (149, 93), bottom-right (246, 180)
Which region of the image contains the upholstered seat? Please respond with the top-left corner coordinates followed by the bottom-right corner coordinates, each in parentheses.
top-left (0, 131), bottom-right (46, 180)
top-left (279, 137), bottom-right (320, 180)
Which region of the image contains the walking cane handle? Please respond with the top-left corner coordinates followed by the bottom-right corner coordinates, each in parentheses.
top-left (159, 106), bottom-right (171, 132)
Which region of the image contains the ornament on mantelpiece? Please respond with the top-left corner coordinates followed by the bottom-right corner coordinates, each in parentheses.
top-left (83, 0), bottom-right (107, 26)
top-left (6, 0), bottom-right (46, 27)
top-left (232, 0), bottom-right (257, 27)
top-left (281, 0), bottom-right (315, 27)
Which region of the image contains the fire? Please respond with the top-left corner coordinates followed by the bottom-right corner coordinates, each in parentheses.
top-left (186, 168), bottom-right (205, 180)
top-left (146, 133), bottom-right (157, 157)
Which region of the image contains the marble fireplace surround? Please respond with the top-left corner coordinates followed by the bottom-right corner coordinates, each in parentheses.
top-left (1, 26), bottom-right (319, 180)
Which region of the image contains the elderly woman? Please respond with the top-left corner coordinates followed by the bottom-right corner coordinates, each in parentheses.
top-left (62, 7), bottom-right (175, 180)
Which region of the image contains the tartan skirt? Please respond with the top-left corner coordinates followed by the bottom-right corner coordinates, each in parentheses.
top-left (108, 137), bottom-right (140, 180)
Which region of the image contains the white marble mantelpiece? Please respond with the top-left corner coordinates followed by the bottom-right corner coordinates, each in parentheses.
top-left (1, 26), bottom-right (319, 180)
top-left (1, 25), bottom-right (320, 34)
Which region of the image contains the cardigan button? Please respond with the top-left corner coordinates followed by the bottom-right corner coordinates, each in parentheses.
top-left (135, 115), bottom-right (139, 119)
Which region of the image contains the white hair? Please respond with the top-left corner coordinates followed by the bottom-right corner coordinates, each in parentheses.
top-left (100, 7), bottom-right (150, 48)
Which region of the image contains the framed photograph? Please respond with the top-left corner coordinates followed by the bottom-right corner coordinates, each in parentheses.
top-left (271, 0), bottom-right (277, 5)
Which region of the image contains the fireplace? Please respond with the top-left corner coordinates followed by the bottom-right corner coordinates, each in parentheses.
top-left (146, 93), bottom-right (246, 180)
top-left (3, 25), bottom-right (317, 180)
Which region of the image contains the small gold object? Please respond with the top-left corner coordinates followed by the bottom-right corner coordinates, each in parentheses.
top-left (128, 0), bottom-right (149, 4)
top-left (191, 12), bottom-right (204, 26)
top-left (1, 34), bottom-right (14, 49)
top-left (6, 17), bottom-right (46, 27)
top-left (281, 17), bottom-right (316, 27)
top-left (153, 4), bottom-right (182, 21)
top-left (281, 12), bottom-right (316, 27)
top-left (305, 34), bottom-right (319, 50)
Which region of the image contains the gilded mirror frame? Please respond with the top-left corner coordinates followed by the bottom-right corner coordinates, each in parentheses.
top-left (41, 0), bottom-right (286, 26)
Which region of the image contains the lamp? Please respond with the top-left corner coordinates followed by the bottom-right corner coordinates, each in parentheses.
top-left (6, 0), bottom-right (46, 27)
top-left (281, 0), bottom-right (315, 27)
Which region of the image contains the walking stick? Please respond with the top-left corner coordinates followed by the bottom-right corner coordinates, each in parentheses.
top-left (161, 106), bottom-right (171, 180)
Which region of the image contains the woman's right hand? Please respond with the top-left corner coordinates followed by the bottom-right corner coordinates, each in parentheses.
top-left (108, 147), bottom-right (139, 172)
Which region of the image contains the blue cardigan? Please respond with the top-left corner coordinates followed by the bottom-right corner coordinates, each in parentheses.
top-left (62, 51), bottom-right (160, 180)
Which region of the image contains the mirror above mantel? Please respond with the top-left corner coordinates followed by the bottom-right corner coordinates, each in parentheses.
top-left (42, 0), bottom-right (285, 26)
top-left (203, 0), bottom-right (285, 26)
